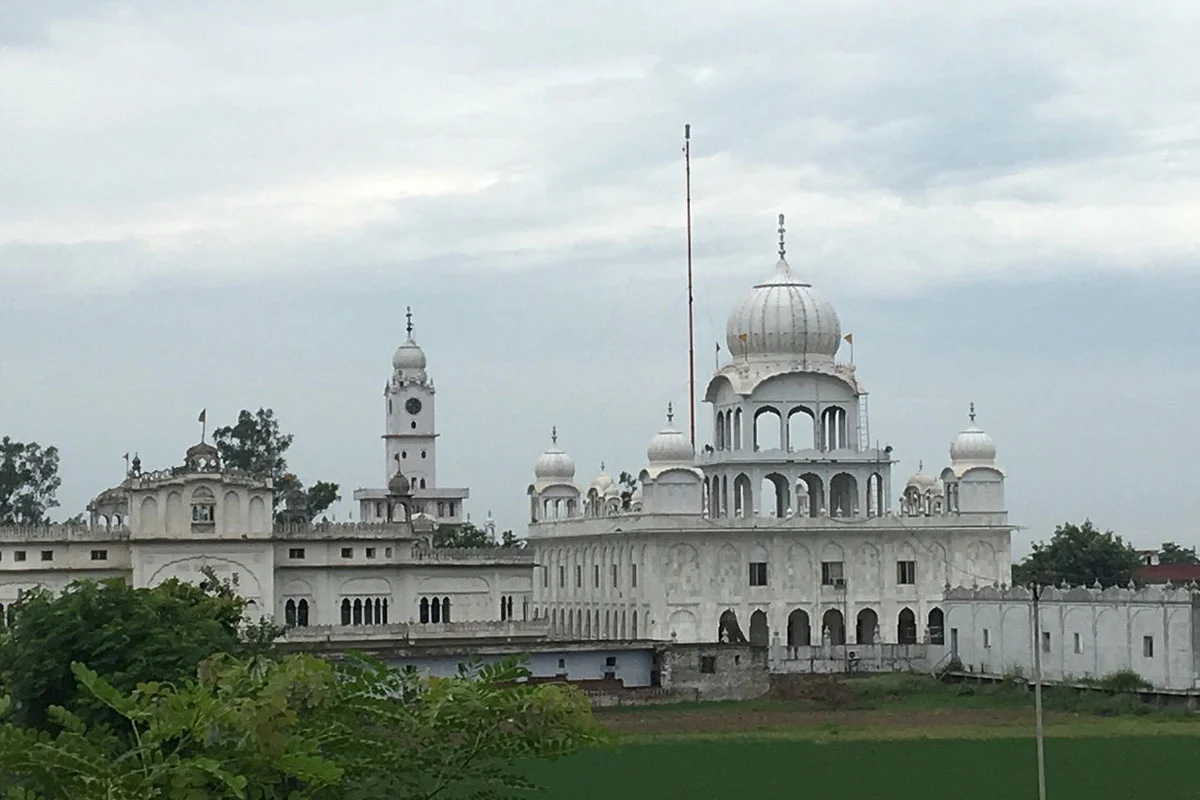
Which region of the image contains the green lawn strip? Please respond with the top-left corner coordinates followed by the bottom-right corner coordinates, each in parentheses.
top-left (613, 716), bottom-right (1200, 744)
top-left (526, 737), bottom-right (1200, 800)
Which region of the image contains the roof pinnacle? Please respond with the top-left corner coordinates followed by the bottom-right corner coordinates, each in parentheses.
top-left (667, 402), bottom-right (674, 424)
top-left (969, 402), bottom-right (976, 423)
top-left (405, 306), bottom-right (414, 338)
top-left (777, 213), bottom-right (786, 259)
top-left (551, 426), bottom-right (558, 445)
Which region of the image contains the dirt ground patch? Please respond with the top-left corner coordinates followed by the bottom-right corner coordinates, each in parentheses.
top-left (597, 706), bottom-right (1037, 736)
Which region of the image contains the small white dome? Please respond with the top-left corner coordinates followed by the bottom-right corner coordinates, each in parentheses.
top-left (725, 218), bottom-right (842, 364)
top-left (906, 467), bottom-right (937, 491)
top-left (393, 308), bottom-right (428, 372)
top-left (589, 468), bottom-right (614, 494)
top-left (393, 340), bottom-right (427, 372)
top-left (604, 483), bottom-right (622, 500)
top-left (534, 428), bottom-right (576, 481)
top-left (950, 404), bottom-right (997, 465)
top-left (646, 403), bottom-right (695, 465)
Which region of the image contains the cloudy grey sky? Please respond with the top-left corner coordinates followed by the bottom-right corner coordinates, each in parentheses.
top-left (2, 0), bottom-right (1198, 555)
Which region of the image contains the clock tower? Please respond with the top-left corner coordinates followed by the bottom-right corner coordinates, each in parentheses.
top-left (356, 308), bottom-right (470, 524)
top-left (385, 308), bottom-right (438, 490)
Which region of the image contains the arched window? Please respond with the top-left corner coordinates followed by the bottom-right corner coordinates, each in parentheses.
top-left (431, 597), bottom-right (441, 624)
top-left (753, 407), bottom-right (782, 451)
top-left (364, 598), bottom-right (374, 625)
top-left (190, 486), bottom-right (216, 524)
top-left (442, 597), bottom-right (450, 623)
top-left (716, 411), bottom-right (725, 450)
top-left (787, 609), bottom-right (811, 646)
top-left (631, 610), bottom-right (638, 639)
top-left (928, 607), bottom-right (945, 645)
top-left (297, 599), bottom-right (309, 627)
top-left (285, 599), bottom-right (297, 627)
top-left (381, 598), bottom-right (389, 624)
top-left (501, 595), bottom-right (508, 621)
top-left (898, 608), bottom-right (918, 645)
top-left (733, 408), bottom-right (743, 449)
top-left (352, 599), bottom-right (363, 626)
top-left (340, 598), bottom-right (351, 625)
top-left (420, 597), bottom-right (429, 624)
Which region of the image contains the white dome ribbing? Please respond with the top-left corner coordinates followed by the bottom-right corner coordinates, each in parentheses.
top-left (725, 214), bottom-right (842, 364)
top-left (392, 306), bottom-right (428, 372)
top-left (646, 403), bottom-right (695, 465)
top-left (950, 403), bottom-right (997, 465)
top-left (534, 427), bottom-right (576, 482)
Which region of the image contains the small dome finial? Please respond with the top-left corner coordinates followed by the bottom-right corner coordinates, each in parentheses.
top-left (918, 459), bottom-right (923, 472)
top-left (600, 461), bottom-right (606, 473)
top-left (969, 402), bottom-right (976, 423)
top-left (777, 213), bottom-right (786, 259)
top-left (405, 306), bottom-right (414, 338)
top-left (551, 426), bottom-right (558, 444)
top-left (667, 402), bottom-right (674, 424)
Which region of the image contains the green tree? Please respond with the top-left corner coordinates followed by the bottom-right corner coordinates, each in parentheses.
top-left (0, 437), bottom-right (61, 525)
top-left (433, 521), bottom-right (495, 548)
top-left (0, 653), bottom-right (605, 800)
top-left (1012, 520), bottom-right (1142, 588)
top-left (211, 409), bottom-right (340, 520)
top-left (0, 574), bottom-right (279, 731)
top-left (617, 470), bottom-right (638, 511)
top-left (1156, 541), bottom-right (1200, 565)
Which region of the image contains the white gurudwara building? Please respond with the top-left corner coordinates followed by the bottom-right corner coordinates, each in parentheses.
top-left (527, 217), bottom-right (1014, 648)
top-left (0, 317), bottom-right (538, 643)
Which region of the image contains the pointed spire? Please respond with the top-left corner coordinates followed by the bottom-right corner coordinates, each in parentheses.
top-left (551, 426), bottom-right (558, 445)
top-left (600, 461), bottom-right (606, 473)
top-left (777, 213), bottom-right (786, 259)
top-left (969, 402), bottom-right (976, 423)
top-left (667, 402), bottom-right (674, 424)
top-left (918, 459), bottom-right (924, 472)
top-left (405, 306), bottom-right (414, 338)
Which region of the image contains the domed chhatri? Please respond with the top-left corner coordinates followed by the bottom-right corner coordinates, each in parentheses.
top-left (534, 427), bottom-right (576, 482)
top-left (950, 403), bottom-right (997, 465)
top-left (387, 469), bottom-right (411, 496)
top-left (646, 403), bottom-right (695, 465)
top-left (392, 306), bottom-right (428, 372)
top-left (589, 463), bottom-right (614, 494)
top-left (725, 214), bottom-right (842, 364)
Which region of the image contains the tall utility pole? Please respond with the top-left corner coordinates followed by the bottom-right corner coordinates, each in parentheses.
top-left (1032, 584), bottom-right (1047, 800)
top-left (683, 123), bottom-right (696, 448)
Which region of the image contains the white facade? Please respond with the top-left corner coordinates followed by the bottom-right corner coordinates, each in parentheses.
top-left (0, 330), bottom-right (535, 641)
top-left (354, 307), bottom-right (470, 525)
top-left (941, 584), bottom-right (1200, 691)
top-left (526, 218), bottom-right (1014, 647)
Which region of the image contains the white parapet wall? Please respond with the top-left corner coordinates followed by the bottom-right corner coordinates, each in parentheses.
top-left (939, 584), bottom-right (1200, 692)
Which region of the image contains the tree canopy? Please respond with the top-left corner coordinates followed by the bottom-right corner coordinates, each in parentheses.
top-left (211, 408), bottom-right (341, 521)
top-left (0, 651), bottom-right (603, 800)
top-left (1156, 541), bottom-right (1200, 565)
top-left (1012, 520), bottom-right (1142, 588)
top-left (0, 573), bottom-right (275, 731)
top-left (433, 521), bottom-right (521, 549)
top-left (0, 437), bottom-right (61, 525)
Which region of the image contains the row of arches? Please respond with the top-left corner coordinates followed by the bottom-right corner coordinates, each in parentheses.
top-left (714, 405), bottom-right (852, 453)
top-left (419, 596), bottom-right (450, 624)
top-left (717, 607), bottom-right (946, 647)
top-left (544, 606), bottom-right (641, 640)
top-left (340, 596), bottom-right (391, 626)
top-left (284, 598), bottom-right (310, 627)
top-left (705, 471), bottom-right (885, 518)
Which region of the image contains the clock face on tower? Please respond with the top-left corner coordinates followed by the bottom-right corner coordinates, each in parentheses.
top-left (405, 398), bottom-right (423, 415)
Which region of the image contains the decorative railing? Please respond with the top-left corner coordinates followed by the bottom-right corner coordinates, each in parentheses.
top-left (0, 524), bottom-right (130, 542)
top-left (411, 547), bottom-right (534, 564)
top-left (273, 522), bottom-right (407, 538)
top-left (281, 619), bottom-right (550, 643)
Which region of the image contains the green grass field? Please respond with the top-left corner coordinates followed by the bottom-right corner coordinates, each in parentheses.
top-left (527, 736), bottom-right (1200, 799)
top-left (524, 675), bottom-right (1200, 799)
